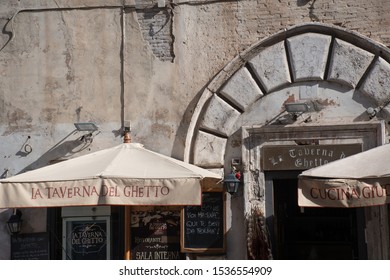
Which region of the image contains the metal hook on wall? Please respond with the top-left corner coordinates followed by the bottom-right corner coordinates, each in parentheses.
top-left (16, 136), bottom-right (33, 157)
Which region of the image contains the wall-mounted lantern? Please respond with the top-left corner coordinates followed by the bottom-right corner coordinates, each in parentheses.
top-left (223, 172), bottom-right (241, 195)
top-left (7, 209), bottom-right (22, 235)
top-left (224, 159), bottom-right (242, 195)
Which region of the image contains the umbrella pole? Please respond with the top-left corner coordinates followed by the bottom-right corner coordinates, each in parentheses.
top-left (124, 206), bottom-right (131, 260)
top-left (124, 131), bottom-right (131, 143)
top-left (123, 131), bottom-right (131, 259)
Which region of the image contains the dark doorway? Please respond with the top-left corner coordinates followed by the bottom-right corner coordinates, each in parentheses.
top-left (272, 178), bottom-right (362, 260)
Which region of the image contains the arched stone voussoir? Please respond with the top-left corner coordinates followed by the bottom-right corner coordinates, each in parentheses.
top-left (248, 41), bottom-right (291, 93)
top-left (193, 130), bottom-right (227, 167)
top-left (286, 33), bottom-right (332, 82)
top-left (219, 67), bottom-right (264, 111)
top-left (328, 38), bottom-right (375, 88)
top-left (199, 94), bottom-right (241, 137)
top-left (360, 57), bottom-right (390, 106)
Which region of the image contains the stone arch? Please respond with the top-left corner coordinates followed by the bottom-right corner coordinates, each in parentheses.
top-left (185, 23), bottom-right (390, 170)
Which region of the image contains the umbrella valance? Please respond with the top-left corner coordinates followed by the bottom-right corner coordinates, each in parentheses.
top-left (0, 143), bottom-right (221, 208)
top-left (298, 144), bottom-right (390, 208)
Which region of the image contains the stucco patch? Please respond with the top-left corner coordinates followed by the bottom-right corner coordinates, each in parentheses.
top-left (4, 106), bottom-right (33, 135)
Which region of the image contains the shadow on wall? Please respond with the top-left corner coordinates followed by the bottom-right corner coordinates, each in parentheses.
top-left (18, 131), bottom-right (95, 174)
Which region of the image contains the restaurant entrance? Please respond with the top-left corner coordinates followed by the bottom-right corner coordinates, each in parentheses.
top-left (266, 174), bottom-right (366, 260)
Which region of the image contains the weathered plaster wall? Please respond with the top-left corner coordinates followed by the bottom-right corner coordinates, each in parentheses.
top-left (1, 0), bottom-right (390, 259)
top-left (1, 0), bottom-right (390, 173)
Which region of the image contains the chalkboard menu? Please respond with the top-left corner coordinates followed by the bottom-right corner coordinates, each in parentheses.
top-left (130, 208), bottom-right (184, 260)
top-left (11, 232), bottom-right (49, 260)
top-left (181, 192), bottom-right (225, 253)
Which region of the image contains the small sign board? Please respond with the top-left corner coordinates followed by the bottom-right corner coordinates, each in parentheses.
top-left (181, 192), bottom-right (225, 253)
top-left (11, 232), bottom-right (49, 260)
top-left (63, 217), bottom-right (110, 260)
top-left (262, 144), bottom-right (362, 171)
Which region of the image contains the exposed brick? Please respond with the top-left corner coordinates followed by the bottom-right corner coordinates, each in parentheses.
top-left (135, 3), bottom-right (174, 62)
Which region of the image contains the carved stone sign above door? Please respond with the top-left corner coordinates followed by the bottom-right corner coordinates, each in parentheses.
top-left (262, 144), bottom-right (362, 171)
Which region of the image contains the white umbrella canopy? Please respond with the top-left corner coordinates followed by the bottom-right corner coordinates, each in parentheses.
top-left (298, 144), bottom-right (390, 208)
top-left (0, 143), bottom-right (221, 208)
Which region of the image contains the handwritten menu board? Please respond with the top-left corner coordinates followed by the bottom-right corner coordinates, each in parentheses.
top-left (11, 232), bottom-right (49, 260)
top-left (130, 208), bottom-right (184, 260)
top-left (181, 192), bottom-right (225, 253)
